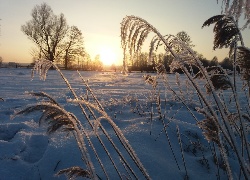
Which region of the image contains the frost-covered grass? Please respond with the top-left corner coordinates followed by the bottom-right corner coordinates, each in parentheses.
top-left (1, 18), bottom-right (250, 179)
top-left (1, 66), bottom-right (249, 179)
top-left (120, 13), bottom-right (250, 179)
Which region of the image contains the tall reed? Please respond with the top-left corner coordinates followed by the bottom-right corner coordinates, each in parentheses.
top-left (14, 59), bottom-right (151, 179)
top-left (121, 14), bottom-right (250, 179)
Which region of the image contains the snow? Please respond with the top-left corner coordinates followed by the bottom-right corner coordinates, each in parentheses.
top-left (0, 68), bottom-right (239, 179)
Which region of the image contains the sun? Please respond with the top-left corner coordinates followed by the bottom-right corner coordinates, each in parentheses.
top-left (99, 47), bottom-right (117, 66)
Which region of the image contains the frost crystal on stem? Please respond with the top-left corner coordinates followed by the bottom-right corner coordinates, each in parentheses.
top-left (32, 59), bottom-right (53, 81)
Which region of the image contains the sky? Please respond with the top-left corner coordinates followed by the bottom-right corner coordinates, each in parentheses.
top-left (0, 0), bottom-right (249, 65)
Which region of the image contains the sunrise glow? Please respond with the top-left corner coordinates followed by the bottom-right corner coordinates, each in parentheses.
top-left (99, 46), bottom-right (117, 66)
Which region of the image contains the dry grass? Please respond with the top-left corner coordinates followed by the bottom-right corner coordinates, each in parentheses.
top-left (120, 12), bottom-right (250, 179)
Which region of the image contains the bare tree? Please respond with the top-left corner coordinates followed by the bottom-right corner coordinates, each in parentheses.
top-left (0, 56), bottom-right (3, 67)
top-left (92, 54), bottom-right (103, 71)
top-left (21, 3), bottom-right (68, 61)
top-left (176, 31), bottom-right (195, 50)
top-left (210, 56), bottom-right (219, 66)
top-left (83, 52), bottom-right (91, 70)
top-left (62, 26), bottom-right (85, 69)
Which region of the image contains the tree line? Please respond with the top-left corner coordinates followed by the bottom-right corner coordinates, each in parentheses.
top-left (127, 31), bottom-right (233, 73)
top-left (21, 3), bottom-right (233, 72)
top-left (127, 51), bottom-right (233, 73)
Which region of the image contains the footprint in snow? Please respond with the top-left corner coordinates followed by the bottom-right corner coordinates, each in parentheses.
top-left (20, 134), bottom-right (48, 163)
top-left (0, 123), bottom-right (48, 163)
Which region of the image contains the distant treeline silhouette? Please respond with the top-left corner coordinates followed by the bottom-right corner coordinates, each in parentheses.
top-left (128, 52), bottom-right (233, 73)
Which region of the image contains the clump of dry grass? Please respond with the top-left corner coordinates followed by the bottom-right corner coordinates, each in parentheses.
top-left (56, 166), bottom-right (91, 179)
top-left (12, 91), bottom-right (97, 179)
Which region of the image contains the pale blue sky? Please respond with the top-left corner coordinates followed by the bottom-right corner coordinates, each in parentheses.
top-left (0, 0), bottom-right (249, 64)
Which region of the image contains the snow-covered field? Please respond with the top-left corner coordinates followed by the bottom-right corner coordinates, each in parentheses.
top-left (0, 68), bottom-right (240, 179)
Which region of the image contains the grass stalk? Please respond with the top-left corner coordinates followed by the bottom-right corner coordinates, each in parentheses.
top-left (77, 72), bottom-right (150, 179)
top-left (176, 125), bottom-right (188, 180)
top-left (30, 60), bottom-right (151, 179)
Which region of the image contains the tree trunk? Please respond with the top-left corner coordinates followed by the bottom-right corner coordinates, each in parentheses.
top-left (65, 49), bottom-right (68, 70)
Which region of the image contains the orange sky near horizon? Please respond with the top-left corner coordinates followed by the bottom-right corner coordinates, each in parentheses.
top-left (0, 0), bottom-right (249, 65)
